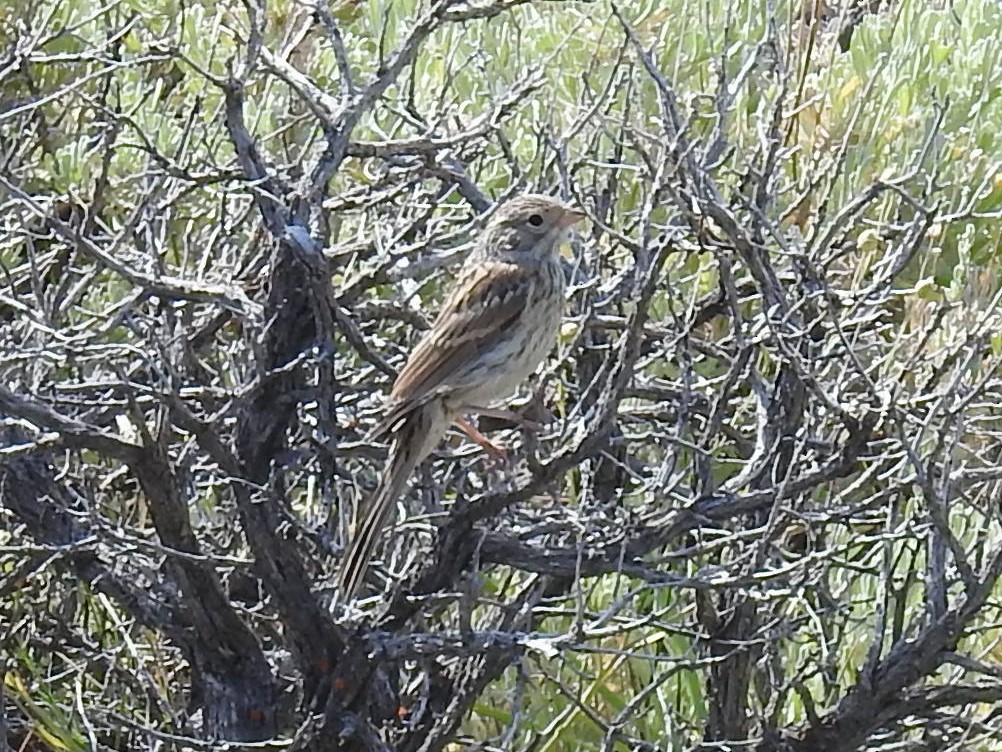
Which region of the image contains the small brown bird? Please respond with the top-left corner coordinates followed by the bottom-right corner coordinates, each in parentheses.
top-left (338, 194), bottom-right (584, 601)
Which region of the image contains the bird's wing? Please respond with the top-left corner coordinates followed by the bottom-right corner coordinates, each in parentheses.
top-left (372, 260), bottom-right (533, 436)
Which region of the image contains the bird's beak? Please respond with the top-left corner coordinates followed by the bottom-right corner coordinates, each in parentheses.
top-left (557, 207), bottom-right (586, 228)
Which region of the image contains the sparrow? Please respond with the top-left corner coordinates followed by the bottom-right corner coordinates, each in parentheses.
top-left (338, 193), bottom-right (584, 601)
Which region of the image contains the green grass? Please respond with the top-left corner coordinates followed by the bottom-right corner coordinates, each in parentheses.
top-left (5, 0), bottom-right (1002, 749)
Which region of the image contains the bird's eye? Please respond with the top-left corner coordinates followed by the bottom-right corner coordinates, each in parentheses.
top-left (527, 213), bottom-right (544, 227)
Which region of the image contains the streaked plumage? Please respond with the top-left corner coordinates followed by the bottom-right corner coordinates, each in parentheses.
top-left (338, 194), bottom-right (583, 601)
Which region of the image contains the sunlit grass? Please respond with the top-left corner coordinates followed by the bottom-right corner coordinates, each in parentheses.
top-left (5, 0), bottom-right (1002, 749)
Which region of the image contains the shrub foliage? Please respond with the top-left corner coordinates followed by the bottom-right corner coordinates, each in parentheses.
top-left (3, 0), bottom-right (1002, 750)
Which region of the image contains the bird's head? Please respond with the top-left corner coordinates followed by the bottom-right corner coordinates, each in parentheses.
top-left (480, 194), bottom-right (585, 262)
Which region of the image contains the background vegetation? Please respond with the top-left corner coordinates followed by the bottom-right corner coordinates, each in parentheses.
top-left (4, 0), bottom-right (1002, 750)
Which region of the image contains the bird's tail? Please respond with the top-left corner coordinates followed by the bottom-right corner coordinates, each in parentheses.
top-left (338, 403), bottom-right (448, 601)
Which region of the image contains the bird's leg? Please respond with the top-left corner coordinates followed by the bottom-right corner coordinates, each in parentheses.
top-left (453, 416), bottom-right (509, 463)
top-left (460, 405), bottom-right (546, 432)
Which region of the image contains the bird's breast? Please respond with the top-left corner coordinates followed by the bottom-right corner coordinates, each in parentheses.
top-left (458, 261), bottom-right (565, 405)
